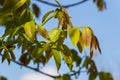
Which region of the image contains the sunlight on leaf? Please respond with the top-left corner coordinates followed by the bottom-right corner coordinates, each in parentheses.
top-left (0, 0), bottom-right (27, 14)
top-left (50, 28), bottom-right (62, 41)
top-left (38, 25), bottom-right (50, 40)
top-left (82, 27), bottom-right (94, 47)
top-left (68, 27), bottom-right (80, 46)
top-left (24, 20), bottom-right (36, 42)
top-left (53, 49), bottom-right (61, 70)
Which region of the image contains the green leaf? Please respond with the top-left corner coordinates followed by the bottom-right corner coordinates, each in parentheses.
top-left (36, 47), bottom-right (44, 58)
top-left (83, 58), bottom-right (92, 69)
top-left (99, 72), bottom-right (113, 80)
top-left (21, 37), bottom-right (32, 53)
top-left (17, 9), bottom-right (34, 25)
top-left (0, 14), bottom-right (12, 24)
top-left (38, 25), bottom-right (50, 40)
top-left (24, 20), bottom-right (36, 42)
top-left (89, 73), bottom-right (97, 80)
top-left (9, 48), bottom-right (16, 60)
top-left (55, 31), bottom-right (66, 50)
top-left (71, 49), bottom-right (81, 67)
top-left (68, 27), bottom-right (80, 46)
top-left (42, 10), bottom-right (54, 23)
top-left (55, 0), bottom-right (62, 8)
top-left (50, 28), bottom-right (62, 41)
top-left (52, 49), bottom-right (61, 70)
top-left (0, 0), bottom-right (27, 14)
top-left (54, 9), bottom-right (63, 19)
top-left (56, 38), bottom-right (65, 50)
top-left (6, 26), bottom-right (21, 43)
top-left (82, 27), bottom-right (94, 47)
top-left (61, 44), bottom-right (73, 70)
top-left (88, 62), bottom-right (98, 80)
top-left (44, 43), bottom-right (52, 62)
top-left (55, 74), bottom-right (71, 80)
top-left (55, 77), bottom-right (62, 80)
top-left (62, 74), bottom-right (71, 80)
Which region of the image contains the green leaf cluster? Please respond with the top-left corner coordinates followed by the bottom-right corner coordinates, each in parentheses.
top-left (0, 0), bottom-right (113, 80)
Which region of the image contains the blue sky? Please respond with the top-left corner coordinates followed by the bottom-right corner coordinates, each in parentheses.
top-left (0, 0), bottom-right (120, 80)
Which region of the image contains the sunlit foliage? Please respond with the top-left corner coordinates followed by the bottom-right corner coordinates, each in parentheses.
top-left (0, 0), bottom-right (112, 80)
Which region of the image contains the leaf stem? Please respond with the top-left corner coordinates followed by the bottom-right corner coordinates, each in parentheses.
top-left (54, 0), bottom-right (62, 8)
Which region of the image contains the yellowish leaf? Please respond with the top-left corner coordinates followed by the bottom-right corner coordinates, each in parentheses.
top-left (49, 28), bottom-right (62, 41)
top-left (69, 27), bottom-right (80, 46)
top-left (38, 25), bottom-right (50, 40)
top-left (52, 49), bottom-right (61, 70)
top-left (24, 20), bottom-right (36, 42)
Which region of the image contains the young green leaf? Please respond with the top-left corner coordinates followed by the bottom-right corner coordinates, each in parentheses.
top-left (0, 14), bottom-right (12, 24)
top-left (82, 27), bottom-right (94, 47)
top-left (44, 43), bottom-right (52, 62)
top-left (56, 37), bottom-right (65, 50)
top-left (24, 20), bottom-right (36, 42)
top-left (99, 72), bottom-right (113, 80)
top-left (89, 73), bottom-right (97, 80)
top-left (61, 44), bottom-right (73, 70)
top-left (68, 27), bottom-right (80, 46)
top-left (62, 74), bottom-right (71, 80)
top-left (42, 10), bottom-right (54, 23)
top-left (55, 74), bottom-right (71, 80)
top-left (0, 0), bottom-right (27, 14)
top-left (50, 28), bottom-right (62, 41)
top-left (71, 49), bottom-right (81, 67)
top-left (35, 47), bottom-right (44, 59)
top-left (6, 26), bottom-right (21, 43)
top-left (55, 77), bottom-right (62, 80)
top-left (52, 49), bottom-right (61, 70)
top-left (38, 25), bottom-right (50, 40)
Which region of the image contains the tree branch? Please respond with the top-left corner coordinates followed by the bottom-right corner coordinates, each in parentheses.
top-left (0, 54), bottom-right (58, 79)
top-left (35, 0), bottom-right (89, 8)
top-left (68, 66), bottom-right (87, 77)
top-left (0, 53), bottom-right (87, 79)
